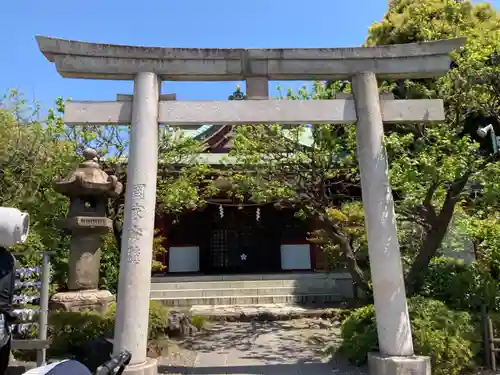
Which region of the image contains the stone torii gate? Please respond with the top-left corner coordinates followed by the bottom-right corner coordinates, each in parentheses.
top-left (37, 36), bottom-right (464, 375)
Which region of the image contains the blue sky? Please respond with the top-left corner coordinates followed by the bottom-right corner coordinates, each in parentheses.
top-left (0, 0), bottom-right (498, 113)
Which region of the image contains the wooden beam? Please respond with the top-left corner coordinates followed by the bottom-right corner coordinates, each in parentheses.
top-left (63, 99), bottom-right (444, 126)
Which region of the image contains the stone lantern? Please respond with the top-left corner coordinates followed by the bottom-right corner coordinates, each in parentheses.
top-left (50, 148), bottom-right (123, 313)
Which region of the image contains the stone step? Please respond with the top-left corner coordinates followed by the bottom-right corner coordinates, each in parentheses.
top-left (150, 286), bottom-right (342, 299)
top-left (152, 272), bottom-right (351, 282)
top-left (150, 273), bottom-right (352, 291)
top-left (150, 273), bottom-right (354, 306)
top-left (150, 279), bottom-right (343, 291)
top-left (153, 294), bottom-right (344, 307)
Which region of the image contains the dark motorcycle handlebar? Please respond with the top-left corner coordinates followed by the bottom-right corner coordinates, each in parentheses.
top-left (95, 350), bottom-right (131, 375)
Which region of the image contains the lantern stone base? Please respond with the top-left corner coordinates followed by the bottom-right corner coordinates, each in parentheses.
top-left (49, 289), bottom-right (115, 314)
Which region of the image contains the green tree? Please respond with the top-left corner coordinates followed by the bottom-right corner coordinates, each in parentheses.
top-left (0, 90), bottom-right (77, 278)
top-left (230, 0), bottom-right (500, 295)
top-left (1, 91), bottom-right (215, 293)
top-left (368, 0), bottom-right (500, 293)
top-left (228, 83), bottom-right (372, 293)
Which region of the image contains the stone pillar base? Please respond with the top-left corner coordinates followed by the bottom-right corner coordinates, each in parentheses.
top-left (50, 289), bottom-right (114, 314)
top-left (368, 353), bottom-right (431, 375)
top-left (121, 358), bottom-right (158, 375)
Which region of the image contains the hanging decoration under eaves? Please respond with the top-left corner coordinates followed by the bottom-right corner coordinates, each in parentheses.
top-left (216, 203), bottom-right (261, 222)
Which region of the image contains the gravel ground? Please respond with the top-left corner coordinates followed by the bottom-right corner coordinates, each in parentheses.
top-left (160, 341), bottom-right (198, 369)
top-left (158, 318), bottom-right (368, 375)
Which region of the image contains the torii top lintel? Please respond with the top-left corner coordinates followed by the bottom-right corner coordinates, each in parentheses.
top-left (35, 36), bottom-right (465, 81)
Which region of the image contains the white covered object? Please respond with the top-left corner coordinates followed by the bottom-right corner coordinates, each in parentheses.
top-left (169, 246), bottom-right (200, 272)
top-left (0, 207), bottom-right (30, 248)
top-left (280, 244), bottom-right (311, 270)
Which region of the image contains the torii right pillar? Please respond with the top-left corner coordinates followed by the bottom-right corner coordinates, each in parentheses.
top-left (347, 40), bottom-right (463, 375)
top-left (352, 72), bottom-right (422, 373)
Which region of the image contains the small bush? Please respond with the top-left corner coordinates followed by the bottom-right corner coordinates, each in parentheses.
top-left (335, 304), bottom-right (378, 365)
top-left (419, 256), bottom-right (498, 311)
top-left (105, 300), bottom-right (169, 340)
top-left (48, 300), bottom-right (169, 357)
top-left (147, 301), bottom-right (170, 339)
top-left (48, 310), bottom-right (114, 357)
top-left (191, 315), bottom-right (206, 330)
top-left (337, 297), bottom-right (480, 375)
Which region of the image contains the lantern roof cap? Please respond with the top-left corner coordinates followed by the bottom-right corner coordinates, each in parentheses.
top-left (54, 148), bottom-right (123, 198)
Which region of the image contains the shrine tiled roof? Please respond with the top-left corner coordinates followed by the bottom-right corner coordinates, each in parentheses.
top-left (181, 124), bottom-right (314, 152)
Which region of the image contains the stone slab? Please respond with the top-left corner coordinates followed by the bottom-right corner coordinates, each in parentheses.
top-left (151, 272), bottom-right (353, 283)
top-left (36, 36), bottom-right (465, 80)
top-left (63, 98), bottom-right (445, 125)
top-left (151, 279), bottom-right (344, 291)
top-left (155, 294), bottom-right (347, 307)
top-left (194, 352), bottom-right (228, 367)
top-left (150, 286), bottom-right (343, 298)
top-left (150, 279), bottom-right (346, 291)
top-left (188, 304), bottom-right (346, 321)
top-left (368, 353), bottom-right (431, 375)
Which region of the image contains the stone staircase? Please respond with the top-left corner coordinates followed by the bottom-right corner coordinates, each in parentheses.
top-left (150, 272), bottom-right (353, 307)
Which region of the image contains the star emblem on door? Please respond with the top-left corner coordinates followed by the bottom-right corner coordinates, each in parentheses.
top-left (240, 253), bottom-right (247, 261)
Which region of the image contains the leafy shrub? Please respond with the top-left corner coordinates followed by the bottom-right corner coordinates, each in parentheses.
top-left (48, 310), bottom-right (114, 357)
top-left (105, 300), bottom-right (169, 340)
top-left (419, 256), bottom-right (498, 311)
top-left (191, 315), bottom-right (206, 330)
top-left (48, 300), bottom-right (169, 357)
top-left (98, 234), bottom-right (121, 294)
top-left (336, 304), bottom-right (378, 365)
top-left (145, 301), bottom-right (169, 339)
top-left (337, 297), bottom-right (480, 375)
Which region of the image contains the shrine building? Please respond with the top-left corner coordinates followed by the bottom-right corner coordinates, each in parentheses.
top-left (154, 123), bottom-right (332, 276)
